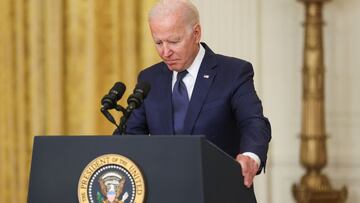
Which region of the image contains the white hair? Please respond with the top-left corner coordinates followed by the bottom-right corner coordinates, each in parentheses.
top-left (148, 0), bottom-right (200, 29)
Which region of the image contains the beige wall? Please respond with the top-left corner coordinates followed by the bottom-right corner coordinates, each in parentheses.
top-left (191, 0), bottom-right (360, 202)
top-left (325, 0), bottom-right (360, 202)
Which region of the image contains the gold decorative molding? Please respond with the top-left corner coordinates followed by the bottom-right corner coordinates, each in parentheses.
top-left (293, 0), bottom-right (348, 202)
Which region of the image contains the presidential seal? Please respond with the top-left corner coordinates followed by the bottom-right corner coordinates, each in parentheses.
top-left (78, 154), bottom-right (145, 203)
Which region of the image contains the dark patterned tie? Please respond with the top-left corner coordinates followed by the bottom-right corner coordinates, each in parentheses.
top-left (172, 70), bottom-right (189, 134)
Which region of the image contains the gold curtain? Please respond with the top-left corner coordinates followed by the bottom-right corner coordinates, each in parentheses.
top-left (0, 0), bottom-right (159, 202)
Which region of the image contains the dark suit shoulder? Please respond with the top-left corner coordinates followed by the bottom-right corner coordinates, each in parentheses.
top-left (213, 54), bottom-right (254, 76)
top-left (140, 61), bottom-right (165, 74)
top-left (137, 61), bottom-right (169, 81)
top-left (215, 54), bottom-right (250, 67)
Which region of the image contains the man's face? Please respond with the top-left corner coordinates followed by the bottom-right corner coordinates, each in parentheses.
top-left (149, 14), bottom-right (201, 72)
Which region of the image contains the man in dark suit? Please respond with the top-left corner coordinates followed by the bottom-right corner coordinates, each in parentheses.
top-left (123, 0), bottom-right (271, 188)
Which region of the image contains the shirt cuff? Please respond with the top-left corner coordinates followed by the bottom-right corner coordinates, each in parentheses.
top-left (242, 152), bottom-right (261, 167)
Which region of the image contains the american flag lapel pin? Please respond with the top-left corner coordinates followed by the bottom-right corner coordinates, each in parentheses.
top-left (203, 75), bottom-right (209, 79)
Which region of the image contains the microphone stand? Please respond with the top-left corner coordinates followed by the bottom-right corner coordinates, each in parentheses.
top-left (101, 104), bottom-right (127, 135)
top-left (101, 104), bottom-right (135, 135)
top-left (117, 105), bottom-right (137, 135)
top-left (114, 105), bottom-right (126, 135)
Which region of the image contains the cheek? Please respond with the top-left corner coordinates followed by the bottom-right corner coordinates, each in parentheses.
top-left (179, 48), bottom-right (190, 59)
top-left (155, 47), bottom-right (163, 55)
top-left (172, 46), bottom-right (185, 57)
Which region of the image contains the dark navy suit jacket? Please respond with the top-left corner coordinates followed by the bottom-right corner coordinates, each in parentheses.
top-left (125, 43), bottom-right (271, 170)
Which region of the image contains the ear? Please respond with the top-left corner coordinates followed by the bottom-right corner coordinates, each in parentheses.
top-left (193, 24), bottom-right (201, 43)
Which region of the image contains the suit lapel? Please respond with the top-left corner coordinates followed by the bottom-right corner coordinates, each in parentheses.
top-left (158, 64), bottom-right (174, 134)
top-left (183, 45), bottom-right (218, 134)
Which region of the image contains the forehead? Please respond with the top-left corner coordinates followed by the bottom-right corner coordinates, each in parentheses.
top-left (149, 14), bottom-right (188, 40)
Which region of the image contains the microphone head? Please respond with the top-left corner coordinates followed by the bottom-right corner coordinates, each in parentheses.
top-left (101, 82), bottom-right (126, 109)
top-left (127, 81), bottom-right (151, 109)
top-left (134, 81), bottom-right (151, 98)
top-left (111, 82), bottom-right (126, 101)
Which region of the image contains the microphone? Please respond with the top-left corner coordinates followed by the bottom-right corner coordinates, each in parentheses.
top-left (127, 81), bottom-right (151, 111)
top-left (101, 82), bottom-right (126, 110)
top-left (101, 82), bottom-right (126, 128)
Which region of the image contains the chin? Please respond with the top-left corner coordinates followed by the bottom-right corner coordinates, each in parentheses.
top-left (166, 64), bottom-right (183, 72)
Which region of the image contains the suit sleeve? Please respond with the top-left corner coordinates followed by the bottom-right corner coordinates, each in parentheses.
top-left (114, 71), bottom-right (150, 135)
top-left (231, 62), bottom-right (271, 172)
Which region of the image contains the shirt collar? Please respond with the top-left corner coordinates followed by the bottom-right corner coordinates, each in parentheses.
top-left (186, 44), bottom-right (205, 78)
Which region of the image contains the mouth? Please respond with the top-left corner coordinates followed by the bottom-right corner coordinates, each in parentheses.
top-left (164, 60), bottom-right (178, 66)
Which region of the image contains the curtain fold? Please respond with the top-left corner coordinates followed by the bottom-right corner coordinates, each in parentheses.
top-left (0, 0), bottom-right (159, 201)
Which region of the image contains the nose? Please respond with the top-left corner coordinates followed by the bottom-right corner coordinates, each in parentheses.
top-left (162, 43), bottom-right (173, 57)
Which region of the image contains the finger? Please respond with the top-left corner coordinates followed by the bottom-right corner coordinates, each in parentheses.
top-left (236, 155), bottom-right (249, 176)
top-left (244, 169), bottom-right (255, 188)
top-left (236, 154), bottom-right (258, 187)
top-left (246, 162), bottom-right (258, 187)
top-left (241, 163), bottom-right (249, 177)
top-left (242, 158), bottom-right (257, 187)
top-left (237, 155), bottom-right (251, 187)
top-left (245, 169), bottom-right (254, 186)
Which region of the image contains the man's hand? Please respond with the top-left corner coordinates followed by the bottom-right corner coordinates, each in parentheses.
top-left (236, 154), bottom-right (259, 188)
